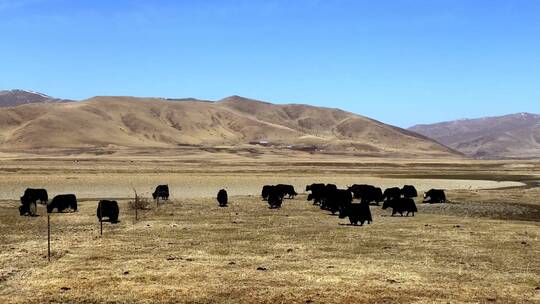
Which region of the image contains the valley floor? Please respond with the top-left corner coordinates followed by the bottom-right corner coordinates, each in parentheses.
top-left (0, 155), bottom-right (538, 303)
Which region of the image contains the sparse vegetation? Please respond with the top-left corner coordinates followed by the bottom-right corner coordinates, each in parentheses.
top-left (127, 188), bottom-right (151, 211)
top-left (0, 156), bottom-right (538, 303)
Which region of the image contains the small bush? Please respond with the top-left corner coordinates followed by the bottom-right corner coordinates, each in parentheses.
top-left (128, 189), bottom-right (151, 210)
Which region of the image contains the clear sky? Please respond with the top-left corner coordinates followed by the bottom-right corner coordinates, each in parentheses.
top-left (1, 0), bottom-right (539, 127)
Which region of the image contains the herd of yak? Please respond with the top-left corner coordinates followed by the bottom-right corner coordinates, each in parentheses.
top-left (261, 183), bottom-right (446, 225)
top-left (17, 183), bottom-right (447, 226)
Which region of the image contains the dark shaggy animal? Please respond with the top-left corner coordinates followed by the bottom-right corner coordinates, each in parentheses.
top-left (424, 189), bottom-right (446, 203)
top-left (97, 200), bottom-right (120, 223)
top-left (19, 201), bottom-right (37, 216)
top-left (21, 188), bottom-right (48, 205)
top-left (338, 203), bottom-right (372, 226)
top-left (383, 187), bottom-right (402, 202)
top-left (217, 189), bottom-right (228, 207)
top-left (306, 183), bottom-right (325, 205)
top-left (324, 189), bottom-right (353, 214)
top-left (47, 194), bottom-right (77, 213)
top-left (401, 185), bottom-right (418, 198)
top-left (261, 185), bottom-right (272, 201)
top-left (382, 197), bottom-right (417, 216)
top-left (348, 184), bottom-right (384, 205)
top-left (267, 186), bottom-right (283, 209)
top-left (276, 184), bottom-right (297, 199)
top-left (373, 187), bottom-right (384, 204)
top-left (319, 184), bottom-right (338, 210)
top-left (152, 185), bottom-right (169, 201)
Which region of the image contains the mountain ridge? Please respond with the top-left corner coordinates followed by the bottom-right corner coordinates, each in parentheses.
top-left (409, 113), bottom-right (540, 159)
top-left (0, 94), bottom-right (460, 158)
top-left (0, 89), bottom-right (74, 107)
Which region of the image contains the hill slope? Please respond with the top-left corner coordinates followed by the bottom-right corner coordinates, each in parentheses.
top-left (409, 113), bottom-right (540, 159)
top-left (0, 89), bottom-right (72, 107)
top-left (0, 95), bottom-right (460, 157)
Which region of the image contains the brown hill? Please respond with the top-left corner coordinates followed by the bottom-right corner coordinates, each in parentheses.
top-left (0, 95), bottom-right (460, 157)
top-left (409, 113), bottom-right (540, 159)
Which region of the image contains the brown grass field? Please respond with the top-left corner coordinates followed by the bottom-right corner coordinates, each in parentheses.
top-left (0, 150), bottom-right (539, 303)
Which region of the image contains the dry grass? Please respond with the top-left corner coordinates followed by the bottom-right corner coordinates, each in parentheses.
top-left (0, 157), bottom-right (539, 303)
top-left (0, 96), bottom-right (458, 158)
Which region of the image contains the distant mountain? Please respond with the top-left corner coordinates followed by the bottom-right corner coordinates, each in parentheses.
top-left (0, 95), bottom-right (460, 158)
top-left (409, 113), bottom-right (540, 159)
top-left (0, 89), bottom-right (73, 107)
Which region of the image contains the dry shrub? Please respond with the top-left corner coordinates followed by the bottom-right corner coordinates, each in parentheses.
top-left (128, 189), bottom-right (151, 210)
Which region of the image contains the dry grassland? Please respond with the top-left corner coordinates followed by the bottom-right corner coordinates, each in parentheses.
top-left (0, 154), bottom-right (538, 303)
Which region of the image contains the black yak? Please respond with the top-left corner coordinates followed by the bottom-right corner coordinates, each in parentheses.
top-left (19, 188), bottom-right (48, 216)
top-left (325, 189), bottom-right (353, 215)
top-left (21, 188), bottom-right (48, 205)
top-left (382, 197), bottom-right (417, 216)
top-left (47, 194), bottom-right (77, 213)
top-left (383, 187), bottom-right (402, 202)
top-left (276, 184), bottom-right (297, 199)
top-left (348, 184), bottom-right (384, 205)
top-left (424, 189), bottom-right (446, 203)
top-left (217, 189), bottom-right (228, 207)
top-left (401, 185), bottom-right (418, 198)
top-left (306, 183), bottom-right (325, 205)
top-left (373, 187), bottom-right (384, 205)
top-left (267, 187), bottom-right (283, 209)
top-left (261, 185), bottom-right (272, 201)
top-left (338, 203), bottom-right (372, 226)
top-left (319, 184), bottom-right (338, 210)
top-left (19, 200), bottom-right (37, 216)
top-left (97, 200), bottom-right (120, 223)
top-left (153, 185), bottom-right (169, 201)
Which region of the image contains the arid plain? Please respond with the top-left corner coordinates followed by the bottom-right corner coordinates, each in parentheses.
top-left (0, 148), bottom-right (538, 303)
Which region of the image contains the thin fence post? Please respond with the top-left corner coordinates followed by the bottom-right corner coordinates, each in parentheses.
top-left (47, 213), bottom-right (51, 262)
top-left (133, 188), bottom-right (139, 221)
top-left (99, 201), bottom-right (103, 236)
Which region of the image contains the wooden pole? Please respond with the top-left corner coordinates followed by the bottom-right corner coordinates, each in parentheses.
top-left (133, 188), bottom-right (139, 221)
top-left (99, 201), bottom-right (103, 236)
top-left (47, 213), bottom-right (51, 262)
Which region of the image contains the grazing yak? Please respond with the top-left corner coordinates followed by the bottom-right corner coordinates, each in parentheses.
top-left (401, 185), bottom-right (418, 198)
top-left (276, 184), bottom-right (297, 199)
top-left (19, 200), bottom-right (37, 216)
top-left (424, 189), bottom-right (446, 204)
top-left (319, 184), bottom-right (338, 210)
top-left (382, 197), bottom-right (417, 216)
top-left (307, 183), bottom-right (340, 210)
top-left (266, 186), bottom-right (283, 209)
top-left (21, 188), bottom-right (48, 205)
top-left (153, 185), bottom-right (170, 201)
top-left (263, 184), bottom-right (297, 200)
top-left (217, 189), bottom-right (228, 207)
top-left (383, 187), bottom-right (402, 202)
top-left (306, 183), bottom-right (325, 205)
top-left (324, 188), bottom-right (353, 214)
top-left (339, 203), bottom-right (372, 226)
top-left (97, 200), bottom-right (120, 223)
top-left (19, 188), bottom-right (48, 216)
top-left (47, 194), bottom-right (78, 213)
top-left (261, 185), bottom-right (272, 201)
top-left (348, 184), bottom-right (384, 205)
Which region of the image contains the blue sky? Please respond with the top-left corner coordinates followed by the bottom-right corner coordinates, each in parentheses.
top-left (1, 0), bottom-right (539, 127)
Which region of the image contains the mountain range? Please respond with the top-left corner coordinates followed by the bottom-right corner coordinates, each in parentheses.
top-left (0, 89), bottom-right (72, 107)
top-left (409, 113), bottom-right (540, 159)
top-left (1, 89), bottom-right (537, 159)
top-left (0, 91), bottom-right (458, 158)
